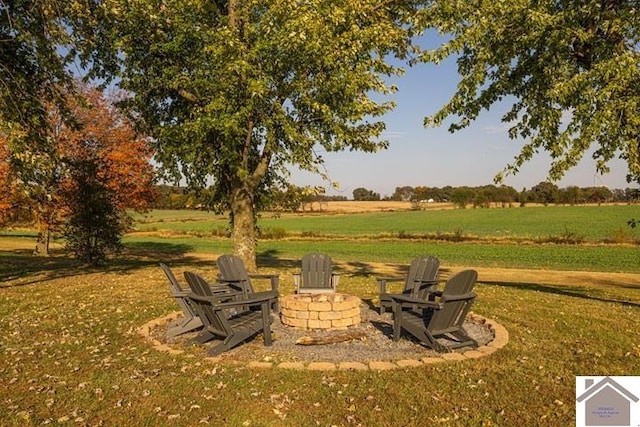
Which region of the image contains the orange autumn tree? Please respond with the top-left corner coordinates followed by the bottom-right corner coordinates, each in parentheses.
top-left (0, 83), bottom-right (156, 260)
top-left (57, 85), bottom-right (156, 263)
top-left (57, 85), bottom-right (156, 213)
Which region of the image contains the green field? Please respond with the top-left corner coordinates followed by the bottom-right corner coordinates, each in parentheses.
top-left (125, 205), bottom-right (640, 274)
top-left (133, 205), bottom-right (640, 242)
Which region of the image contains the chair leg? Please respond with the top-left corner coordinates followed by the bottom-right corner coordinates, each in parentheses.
top-left (448, 330), bottom-right (478, 349)
top-left (392, 306), bottom-right (402, 341)
top-left (262, 304), bottom-right (273, 346)
top-left (190, 329), bottom-right (217, 345)
top-left (167, 316), bottom-right (203, 338)
top-left (424, 331), bottom-right (450, 353)
top-left (208, 330), bottom-right (255, 356)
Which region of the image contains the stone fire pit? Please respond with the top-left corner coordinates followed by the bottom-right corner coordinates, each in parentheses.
top-left (280, 293), bottom-right (362, 330)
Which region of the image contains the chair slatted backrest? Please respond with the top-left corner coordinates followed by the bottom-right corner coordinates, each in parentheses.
top-left (160, 263), bottom-right (197, 317)
top-left (216, 254), bottom-right (253, 296)
top-left (428, 269), bottom-right (477, 334)
top-left (406, 255), bottom-right (440, 299)
top-left (183, 271), bottom-right (231, 337)
top-left (300, 253), bottom-right (333, 291)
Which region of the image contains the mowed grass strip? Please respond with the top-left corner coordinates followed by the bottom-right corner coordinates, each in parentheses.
top-left (120, 235), bottom-right (640, 274)
top-left (0, 254), bottom-right (639, 426)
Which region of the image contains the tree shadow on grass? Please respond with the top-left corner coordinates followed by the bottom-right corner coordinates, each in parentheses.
top-left (256, 249), bottom-right (301, 270)
top-left (342, 261), bottom-right (454, 279)
top-left (0, 241), bottom-right (217, 288)
top-left (257, 249), bottom-right (285, 267)
top-left (486, 280), bottom-right (640, 308)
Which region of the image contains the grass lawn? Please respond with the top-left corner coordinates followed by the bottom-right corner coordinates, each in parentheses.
top-left (2, 205), bottom-right (640, 426)
top-left (1, 238), bottom-right (640, 426)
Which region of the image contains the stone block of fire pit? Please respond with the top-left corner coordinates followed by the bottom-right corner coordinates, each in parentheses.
top-left (280, 293), bottom-right (362, 330)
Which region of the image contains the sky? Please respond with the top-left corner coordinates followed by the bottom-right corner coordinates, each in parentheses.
top-left (290, 37), bottom-right (635, 199)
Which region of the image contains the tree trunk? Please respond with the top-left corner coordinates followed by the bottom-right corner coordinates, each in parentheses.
top-left (230, 186), bottom-right (257, 272)
top-left (34, 226), bottom-right (50, 257)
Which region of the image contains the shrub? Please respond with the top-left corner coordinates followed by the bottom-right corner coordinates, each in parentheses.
top-left (537, 227), bottom-right (585, 245)
top-left (62, 160), bottom-right (126, 265)
top-left (606, 227), bottom-right (632, 244)
top-left (397, 230), bottom-right (413, 239)
top-left (431, 229), bottom-right (466, 242)
top-left (259, 227), bottom-right (288, 239)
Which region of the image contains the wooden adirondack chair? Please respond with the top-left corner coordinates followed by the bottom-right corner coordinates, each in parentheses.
top-left (183, 271), bottom-right (278, 356)
top-left (216, 254), bottom-right (280, 312)
top-left (377, 255), bottom-right (440, 314)
top-left (293, 253), bottom-right (340, 294)
top-left (159, 263), bottom-right (203, 338)
top-left (390, 269), bottom-right (478, 352)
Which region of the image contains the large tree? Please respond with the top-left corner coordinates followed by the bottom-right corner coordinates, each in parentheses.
top-left (97, 0), bottom-right (423, 269)
top-left (420, 0), bottom-right (640, 184)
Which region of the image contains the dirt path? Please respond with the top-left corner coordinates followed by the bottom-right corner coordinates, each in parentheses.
top-left (191, 252), bottom-right (640, 289)
top-left (467, 266), bottom-right (640, 288)
top-left (322, 255), bottom-right (640, 288)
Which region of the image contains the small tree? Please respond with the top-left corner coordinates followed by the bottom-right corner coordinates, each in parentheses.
top-left (62, 159), bottom-right (125, 265)
top-left (390, 186), bottom-right (415, 201)
top-left (451, 187), bottom-right (474, 209)
top-left (530, 181), bottom-right (559, 205)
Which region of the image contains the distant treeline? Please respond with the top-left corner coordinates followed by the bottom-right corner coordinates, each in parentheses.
top-left (153, 182), bottom-right (639, 211)
top-left (381, 183), bottom-right (640, 208)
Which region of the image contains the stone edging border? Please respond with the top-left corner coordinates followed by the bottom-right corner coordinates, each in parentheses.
top-left (137, 311), bottom-right (509, 371)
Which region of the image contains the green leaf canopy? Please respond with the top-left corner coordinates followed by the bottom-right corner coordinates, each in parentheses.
top-left (102, 0), bottom-right (422, 203)
top-left (421, 0), bottom-right (640, 183)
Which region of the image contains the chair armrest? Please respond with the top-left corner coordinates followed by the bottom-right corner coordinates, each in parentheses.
top-left (411, 279), bottom-right (440, 300)
top-left (389, 294), bottom-right (443, 309)
top-left (249, 274), bottom-right (277, 279)
top-left (248, 290), bottom-right (279, 301)
top-left (441, 292), bottom-right (476, 302)
top-left (189, 290), bottom-right (278, 309)
top-left (377, 277), bottom-right (403, 294)
top-left (412, 279), bottom-right (439, 286)
top-left (171, 289), bottom-right (190, 298)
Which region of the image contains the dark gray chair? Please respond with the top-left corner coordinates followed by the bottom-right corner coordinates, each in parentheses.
top-left (294, 253), bottom-right (340, 294)
top-left (184, 271), bottom-right (278, 356)
top-left (378, 255), bottom-right (440, 314)
top-left (391, 269), bottom-right (478, 352)
top-left (216, 254), bottom-right (280, 312)
top-left (159, 263), bottom-right (203, 337)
